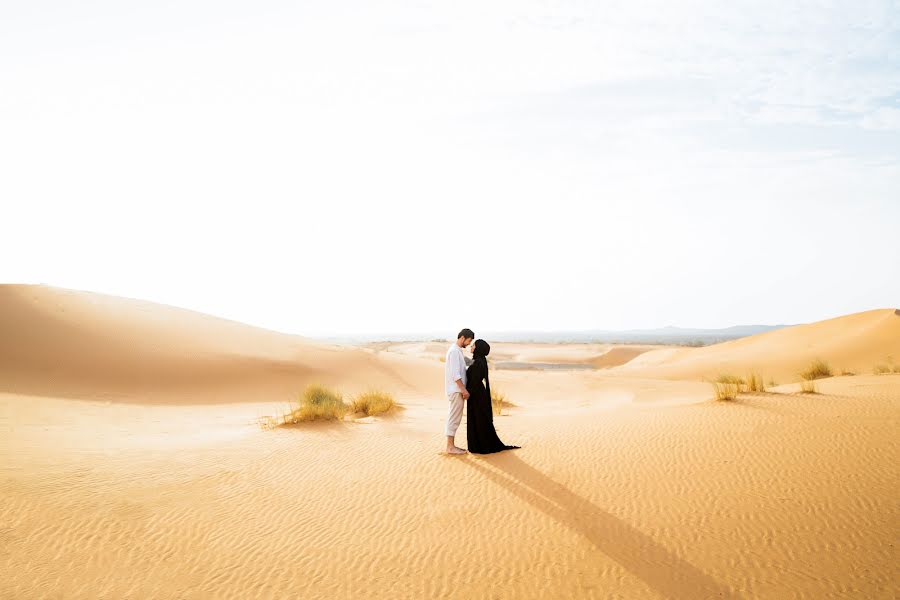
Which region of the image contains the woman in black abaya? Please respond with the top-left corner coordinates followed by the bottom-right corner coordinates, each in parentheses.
top-left (466, 339), bottom-right (520, 454)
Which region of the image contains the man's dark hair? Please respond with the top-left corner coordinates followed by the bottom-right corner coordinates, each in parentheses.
top-left (457, 328), bottom-right (475, 340)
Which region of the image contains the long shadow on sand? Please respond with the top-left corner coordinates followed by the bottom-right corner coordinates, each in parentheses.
top-left (462, 453), bottom-right (740, 599)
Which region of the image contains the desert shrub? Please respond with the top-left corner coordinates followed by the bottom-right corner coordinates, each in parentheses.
top-left (800, 359), bottom-right (832, 381)
top-left (350, 390), bottom-right (396, 416)
top-left (839, 369), bottom-right (856, 376)
top-left (491, 389), bottom-right (515, 415)
top-left (745, 372), bottom-right (765, 392)
top-left (874, 364), bottom-right (891, 375)
top-left (712, 374), bottom-right (744, 401)
top-left (284, 385), bottom-right (348, 423)
top-left (800, 379), bottom-right (818, 394)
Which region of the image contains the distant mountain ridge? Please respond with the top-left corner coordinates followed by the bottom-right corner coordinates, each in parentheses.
top-left (456, 324), bottom-right (789, 345)
top-left (322, 324), bottom-right (790, 346)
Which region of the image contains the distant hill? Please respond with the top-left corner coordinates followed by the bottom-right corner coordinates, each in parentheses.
top-left (619, 308), bottom-right (900, 382)
top-left (0, 284), bottom-right (440, 403)
top-left (322, 324), bottom-right (788, 346)
top-left (481, 324), bottom-right (789, 345)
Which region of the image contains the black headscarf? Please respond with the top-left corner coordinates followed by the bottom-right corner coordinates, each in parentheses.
top-left (472, 339), bottom-right (491, 400)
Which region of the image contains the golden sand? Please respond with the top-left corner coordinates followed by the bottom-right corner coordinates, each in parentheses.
top-left (2, 285), bottom-right (898, 599)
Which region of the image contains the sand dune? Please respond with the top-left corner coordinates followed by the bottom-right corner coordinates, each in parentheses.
top-left (370, 340), bottom-right (660, 370)
top-left (588, 345), bottom-right (659, 369)
top-left (2, 286), bottom-right (898, 599)
top-left (0, 284), bottom-right (440, 403)
top-left (619, 308), bottom-right (900, 383)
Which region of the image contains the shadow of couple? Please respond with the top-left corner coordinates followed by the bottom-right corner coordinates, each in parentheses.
top-left (462, 452), bottom-right (740, 599)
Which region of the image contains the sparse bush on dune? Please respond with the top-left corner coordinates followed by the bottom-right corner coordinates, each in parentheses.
top-left (280, 384), bottom-right (348, 424)
top-left (257, 386), bottom-right (400, 427)
top-left (350, 390), bottom-right (397, 416)
top-left (491, 389), bottom-right (515, 415)
top-left (874, 364), bottom-right (891, 375)
top-left (800, 379), bottom-right (818, 394)
top-left (712, 374), bottom-right (744, 401)
top-left (800, 359), bottom-right (832, 381)
top-left (745, 372), bottom-right (765, 393)
top-left (767, 378), bottom-right (778, 388)
top-left (839, 369), bottom-right (856, 376)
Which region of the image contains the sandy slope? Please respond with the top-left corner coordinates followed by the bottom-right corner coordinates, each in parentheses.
top-left (0, 284), bottom-right (442, 404)
top-left (619, 309), bottom-right (900, 383)
top-left (368, 340), bottom-right (661, 369)
top-left (2, 285), bottom-right (898, 599)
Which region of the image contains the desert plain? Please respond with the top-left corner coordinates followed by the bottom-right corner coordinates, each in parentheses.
top-left (2, 284), bottom-right (898, 599)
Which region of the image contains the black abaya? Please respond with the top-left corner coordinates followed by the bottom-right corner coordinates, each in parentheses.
top-left (465, 358), bottom-right (519, 454)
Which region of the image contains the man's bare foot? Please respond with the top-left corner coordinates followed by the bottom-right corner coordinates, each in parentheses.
top-left (447, 446), bottom-right (467, 455)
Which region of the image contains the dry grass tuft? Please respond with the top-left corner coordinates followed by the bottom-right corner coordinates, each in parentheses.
top-left (350, 390), bottom-right (397, 416)
top-left (800, 358), bottom-right (832, 381)
top-left (712, 374), bottom-right (744, 401)
top-left (258, 386), bottom-right (399, 428)
top-left (491, 389), bottom-right (515, 415)
top-left (280, 384), bottom-right (348, 424)
top-left (745, 372), bottom-right (765, 392)
top-left (874, 364), bottom-right (891, 375)
top-left (839, 369), bottom-right (856, 376)
top-left (799, 379), bottom-right (818, 394)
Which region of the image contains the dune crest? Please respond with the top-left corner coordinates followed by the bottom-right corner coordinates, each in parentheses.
top-left (0, 284), bottom-right (439, 403)
top-left (618, 308), bottom-right (900, 382)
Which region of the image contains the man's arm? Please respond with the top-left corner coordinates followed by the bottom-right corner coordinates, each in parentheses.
top-left (451, 351), bottom-right (469, 398)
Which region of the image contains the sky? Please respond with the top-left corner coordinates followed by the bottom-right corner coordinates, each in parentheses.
top-left (2, 0), bottom-right (899, 336)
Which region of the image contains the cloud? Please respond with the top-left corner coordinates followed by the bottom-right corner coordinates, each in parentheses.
top-left (860, 106), bottom-right (900, 131)
top-left (1, 0), bottom-right (899, 332)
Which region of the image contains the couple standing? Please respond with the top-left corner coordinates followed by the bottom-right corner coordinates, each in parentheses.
top-left (444, 328), bottom-right (520, 455)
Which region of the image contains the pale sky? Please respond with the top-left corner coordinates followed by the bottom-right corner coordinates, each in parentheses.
top-left (2, 1), bottom-right (899, 336)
